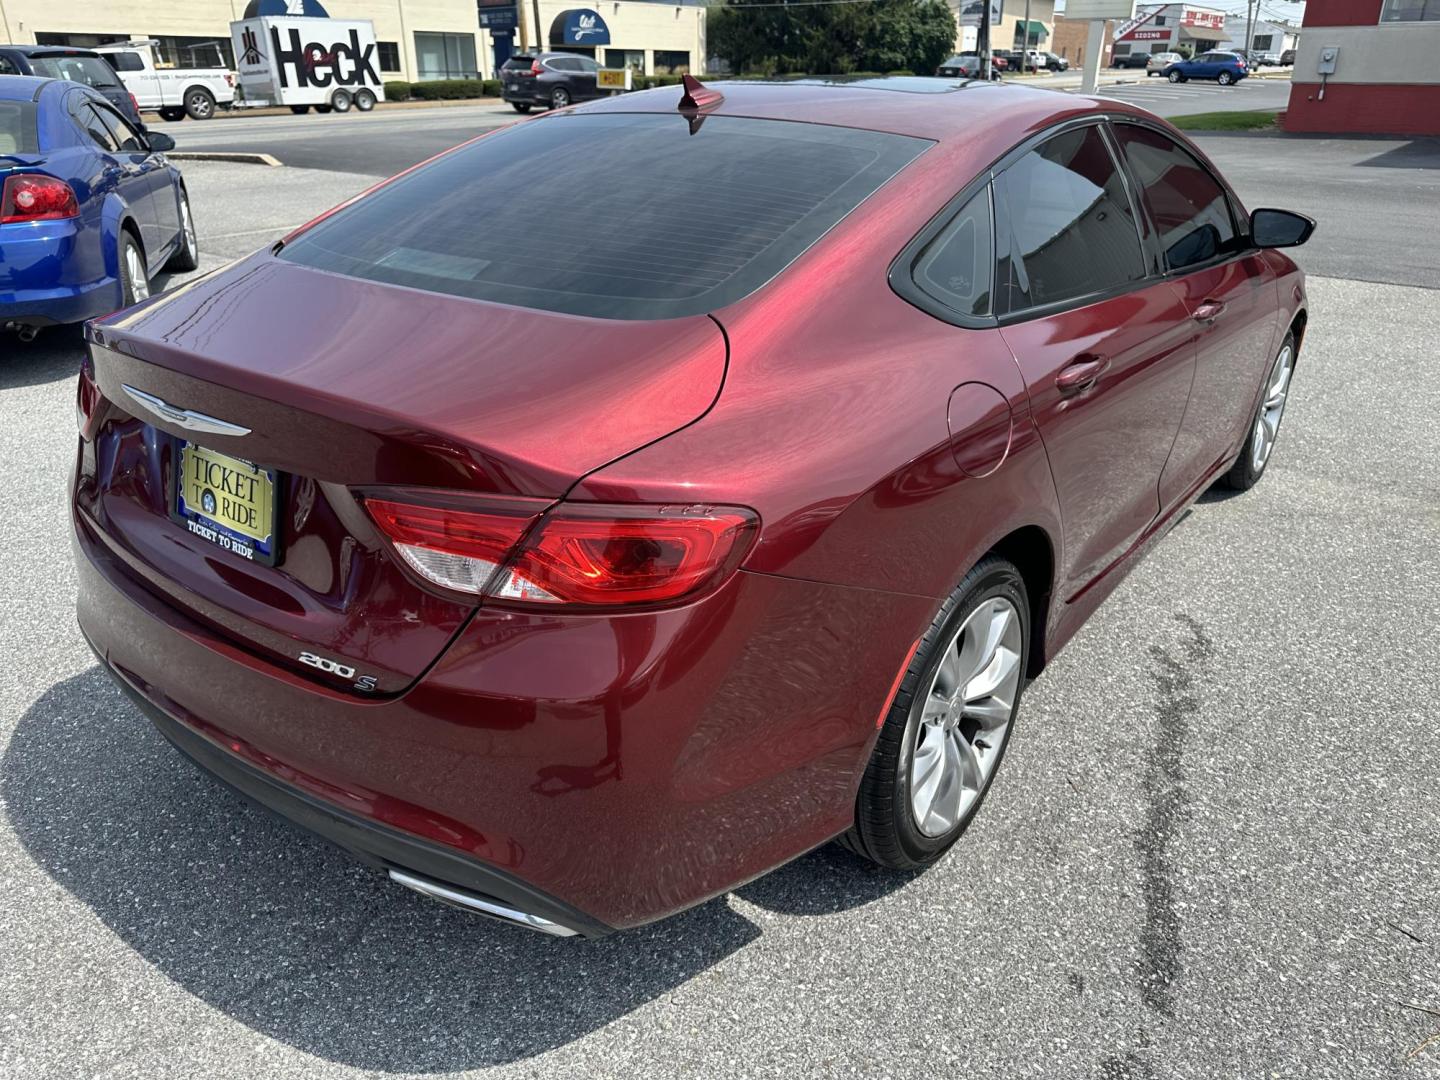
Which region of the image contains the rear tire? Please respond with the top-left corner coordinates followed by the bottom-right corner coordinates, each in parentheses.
top-left (1222, 332), bottom-right (1296, 491)
top-left (159, 107), bottom-right (185, 122)
top-left (1218, 71), bottom-right (1234, 86)
top-left (314, 104), bottom-right (333, 114)
top-left (841, 556), bottom-right (1030, 870)
top-left (511, 102), bottom-right (532, 113)
top-left (1169, 70), bottom-right (1185, 83)
top-left (330, 89), bottom-right (353, 113)
top-left (118, 231), bottom-right (150, 308)
top-left (290, 104), bottom-right (311, 115)
top-left (353, 88), bottom-right (376, 111)
top-left (184, 88), bottom-right (216, 120)
top-left (550, 86), bottom-right (571, 109)
top-left (164, 190), bottom-right (199, 272)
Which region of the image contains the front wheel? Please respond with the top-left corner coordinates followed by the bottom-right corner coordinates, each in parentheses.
top-left (118, 232), bottom-right (150, 308)
top-left (353, 88), bottom-right (376, 111)
top-left (184, 88), bottom-right (216, 120)
top-left (1218, 71), bottom-right (1235, 86)
top-left (1223, 333), bottom-right (1296, 491)
top-left (841, 556), bottom-right (1029, 869)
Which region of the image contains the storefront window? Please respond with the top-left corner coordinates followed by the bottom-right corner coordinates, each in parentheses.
top-left (653, 50), bottom-right (690, 74)
top-left (414, 31), bottom-right (478, 80)
top-left (606, 48), bottom-right (645, 70)
top-left (1381, 0), bottom-right (1439, 19)
top-left (378, 42), bottom-right (402, 73)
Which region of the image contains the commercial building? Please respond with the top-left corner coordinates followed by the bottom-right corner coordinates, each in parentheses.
top-left (951, 0), bottom-right (1056, 54)
top-left (0, 0), bottom-right (706, 83)
top-left (1220, 15), bottom-right (1300, 56)
top-left (1110, 3), bottom-right (1228, 62)
top-left (1284, 0), bottom-right (1440, 136)
top-left (1051, 13), bottom-right (1114, 67)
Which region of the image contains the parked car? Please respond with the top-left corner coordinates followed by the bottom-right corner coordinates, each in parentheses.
top-left (1147, 51), bottom-right (1184, 76)
top-left (95, 40), bottom-right (235, 121)
top-left (937, 54), bottom-right (1002, 80)
top-left (0, 44), bottom-right (144, 126)
top-left (1251, 51), bottom-right (1283, 67)
top-left (1112, 51), bottom-right (1152, 69)
top-left (0, 75), bottom-right (196, 339)
top-left (72, 76), bottom-right (1312, 936)
top-left (1280, 48), bottom-right (1296, 66)
top-left (1164, 50), bottom-right (1249, 84)
top-left (501, 52), bottom-right (602, 112)
top-left (1042, 52), bottom-right (1069, 72)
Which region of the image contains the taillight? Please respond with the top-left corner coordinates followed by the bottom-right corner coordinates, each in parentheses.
top-left (365, 496), bottom-right (758, 608)
top-left (77, 355), bottom-right (102, 439)
top-left (0, 174), bottom-right (79, 224)
top-left (129, 92), bottom-right (140, 115)
top-left (530, 60), bottom-right (543, 75)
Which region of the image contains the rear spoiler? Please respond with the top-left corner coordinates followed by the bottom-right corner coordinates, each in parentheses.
top-left (0, 155), bottom-right (46, 170)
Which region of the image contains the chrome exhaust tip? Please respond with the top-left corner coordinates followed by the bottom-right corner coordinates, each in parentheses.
top-left (387, 868), bottom-right (579, 937)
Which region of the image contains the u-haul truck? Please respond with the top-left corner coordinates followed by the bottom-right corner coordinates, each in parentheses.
top-left (229, 15), bottom-right (386, 114)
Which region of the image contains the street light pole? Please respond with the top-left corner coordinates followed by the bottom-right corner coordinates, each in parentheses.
top-left (1022, 0), bottom-right (1031, 74)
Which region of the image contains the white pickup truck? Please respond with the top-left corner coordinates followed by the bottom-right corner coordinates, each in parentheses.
top-left (96, 40), bottom-right (235, 121)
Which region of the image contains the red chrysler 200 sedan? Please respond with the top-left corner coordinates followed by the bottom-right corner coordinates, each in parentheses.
top-left (71, 76), bottom-right (1313, 937)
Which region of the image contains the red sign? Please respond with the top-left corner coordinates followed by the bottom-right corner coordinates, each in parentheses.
top-left (1121, 28), bottom-right (1170, 41)
top-left (1182, 9), bottom-right (1225, 29)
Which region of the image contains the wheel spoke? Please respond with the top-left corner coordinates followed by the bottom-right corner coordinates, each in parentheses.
top-left (935, 639), bottom-right (963, 699)
top-left (964, 693), bottom-right (1013, 730)
top-left (965, 643), bottom-right (1020, 704)
top-left (928, 731), bottom-right (964, 830)
top-left (910, 727), bottom-right (947, 828)
top-left (953, 727), bottom-right (984, 791)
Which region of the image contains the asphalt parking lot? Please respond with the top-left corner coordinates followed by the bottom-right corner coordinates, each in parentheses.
top-left (2, 133), bottom-right (1439, 1079)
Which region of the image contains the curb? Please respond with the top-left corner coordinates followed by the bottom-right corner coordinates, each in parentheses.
top-left (167, 151), bottom-right (282, 167)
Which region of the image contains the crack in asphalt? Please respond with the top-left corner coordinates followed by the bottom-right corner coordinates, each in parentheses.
top-left (1135, 613), bottom-right (1215, 1020)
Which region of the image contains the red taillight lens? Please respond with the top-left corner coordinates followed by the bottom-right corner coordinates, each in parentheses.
top-left (129, 92), bottom-right (140, 115)
top-left (530, 60), bottom-right (543, 75)
top-left (1, 174), bottom-right (79, 224)
top-left (493, 504), bottom-right (759, 607)
top-left (364, 497), bottom-right (544, 594)
top-left (365, 496), bottom-right (758, 608)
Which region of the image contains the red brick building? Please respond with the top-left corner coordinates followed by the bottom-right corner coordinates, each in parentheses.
top-left (1284, 0), bottom-right (1440, 136)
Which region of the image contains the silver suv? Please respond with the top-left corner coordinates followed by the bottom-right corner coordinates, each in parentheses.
top-left (1146, 51), bottom-right (1184, 76)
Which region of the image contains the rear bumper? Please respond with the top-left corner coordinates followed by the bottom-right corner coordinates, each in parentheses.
top-left (73, 493), bottom-right (935, 929)
top-left (0, 220), bottom-right (119, 326)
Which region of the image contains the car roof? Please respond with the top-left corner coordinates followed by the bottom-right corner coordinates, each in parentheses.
top-left (571, 77), bottom-right (1155, 146)
top-left (0, 74), bottom-right (53, 101)
top-left (0, 43), bottom-right (103, 57)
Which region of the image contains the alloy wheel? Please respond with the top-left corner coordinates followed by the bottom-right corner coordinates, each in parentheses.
top-left (125, 243), bottom-right (150, 302)
top-left (181, 200), bottom-right (197, 260)
top-left (1251, 342), bottom-right (1293, 471)
top-left (908, 596), bottom-right (1023, 837)
top-left (552, 88), bottom-right (570, 109)
top-left (188, 92), bottom-right (213, 118)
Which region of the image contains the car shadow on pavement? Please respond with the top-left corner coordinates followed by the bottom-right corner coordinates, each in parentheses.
top-left (0, 326), bottom-right (86, 390)
top-left (735, 843), bottom-right (922, 916)
top-left (3, 667), bottom-right (765, 1071)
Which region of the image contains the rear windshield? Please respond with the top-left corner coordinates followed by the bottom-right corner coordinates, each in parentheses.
top-left (28, 55), bottom-right (122, 89)
top-left (278, 112), bottom-right (929, 319)
top-left (501, 57), bottom-right (534, 70)
top-left (0, 101), bottom-right (39, 156)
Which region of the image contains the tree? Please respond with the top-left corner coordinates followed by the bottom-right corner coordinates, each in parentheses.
top-left (709, 0), bottom-right (958, 77)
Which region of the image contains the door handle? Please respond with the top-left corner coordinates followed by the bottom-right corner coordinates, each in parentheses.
top-left (1192, 298), bottom-right (1227, 323)
top-left (1055, 354), bottom-right (1108, 396)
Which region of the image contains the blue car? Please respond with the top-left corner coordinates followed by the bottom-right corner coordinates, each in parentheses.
top-left (1163, 50), bottom-right (1249, 85)
top-left (1, 75), bottom-right (197, 339)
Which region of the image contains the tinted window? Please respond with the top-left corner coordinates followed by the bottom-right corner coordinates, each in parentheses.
top-left (280, 113), bottom-right (929, 320)
top-left (74, 101), bottom-right (120, 152)
top-left (105, 51), bottom-right (146, 72)
top-left (0, 100), bottom-right (38, 155)
top-left (29, 55), bottom-right (122, 89)
top-left (995, 125), bottom-right (1146, 312)
top-left (577, 57), bottom-right (600, 73)
top-left (91, 103), bottom-right (146, 153)
top-left (0, 55), bottom-right (18, 76)
top-left (1112, 124), bottom-right (1238, 271)
top-left (547, 57), bottom-right (581, 71)
top-left (912, 187), bottom-right (992, 317)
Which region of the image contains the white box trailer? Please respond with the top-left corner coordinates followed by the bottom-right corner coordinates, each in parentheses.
top-left (229, 16), bottom-right (385, 114)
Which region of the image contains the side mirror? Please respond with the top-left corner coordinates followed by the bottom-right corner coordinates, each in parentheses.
top-left (147, 131), bottom-right (176, 153)
top-left (1250, 208), bottom-right (1315, 249)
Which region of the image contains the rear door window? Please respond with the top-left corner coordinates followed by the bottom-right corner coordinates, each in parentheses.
top-left (994, 124), bottom-right (1147, 313)
top-left (1110, 123), bottom-right (1239, 271)
top-left (279, 113), bottom-right (929, 320)
top-left (0, 100), bottom-right (39, 155)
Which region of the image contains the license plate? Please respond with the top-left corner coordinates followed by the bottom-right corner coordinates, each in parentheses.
top-left (171, 440), bottom-right (281, 565)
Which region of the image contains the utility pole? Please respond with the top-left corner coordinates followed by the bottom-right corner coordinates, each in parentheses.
top-left (1022, 0), bottom-right (1032, 74)
top-left (980, 0), bottom-right (992, 80)
top-left (532, 0), bottom-right (544, 54)
top-left (1244, 0), bottom-right (1258, 59)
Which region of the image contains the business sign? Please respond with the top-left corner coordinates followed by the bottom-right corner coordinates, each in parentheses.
top-left (597, 68), bottom-right (632, 90)
top-left (551, 8), bottom-right (610, 46)
top-left (957, 1), bottom-right (1003, 28)
top-left (478, 3), bottom-right (518, 32)
top-left (1062, 0), bottom-right (1136, 19)
top-left (1182, 9), bottom-right (1226, 29)
top-left (1123, 28), bottom-right (1170, 41)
